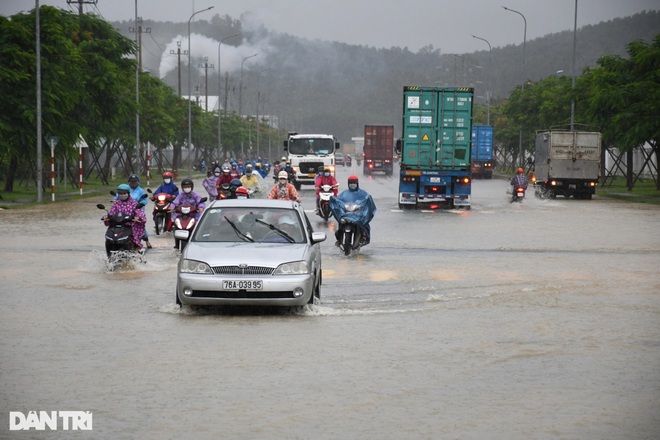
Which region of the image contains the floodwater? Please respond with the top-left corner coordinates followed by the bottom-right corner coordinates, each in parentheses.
top-left (1, 166), bottom-right (659, 439)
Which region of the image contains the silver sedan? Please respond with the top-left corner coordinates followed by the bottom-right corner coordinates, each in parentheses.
top-left (175, 199), bottom-right (326, 307)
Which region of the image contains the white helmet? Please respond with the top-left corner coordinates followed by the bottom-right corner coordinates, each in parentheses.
top-left (278, 170), bottom-right (288, 179)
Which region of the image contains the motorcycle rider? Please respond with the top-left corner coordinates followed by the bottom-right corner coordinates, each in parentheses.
top-left (151, 171), bottom-right (179, 229)
top-left (170, 178), bottom-right (206, 224)
top-left (511, 167), bottom-right (529, 190)
top-left (104, 183), bottom-right (147, 251)
top-left (314, 166), bottom-right (338, 213)
top-left (126, 174), bottom-right (152, 249)
top-left (235, 186), bottom-right (250, 199)
top-left (240, 164), bottom-right (264, 198)
top-left (203, 165), bottom-right (221, 200)
top-left (268, 170), bottom-right (301, 202)
top-left (332, 175), bottom-right (376, 246)
top-left (215, 163), bottom-right (234, 198)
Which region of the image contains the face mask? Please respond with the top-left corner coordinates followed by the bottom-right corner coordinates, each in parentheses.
top-left (349, 183), bottom-right (358, 190)
top-left (279, 179), bottom-right (287, 186)
top-left (118, 193), bottom-right (130, 201)
top-left (183, 187), bottom-right (192, 194)
top-left (164, 178), bottom-right (171, 184)
top-left (324, 172), bottom-right (330, 177)
top-left (214, 172), bottom-right (221, 177)
top-left (246, 171), bottom-right (252, 176)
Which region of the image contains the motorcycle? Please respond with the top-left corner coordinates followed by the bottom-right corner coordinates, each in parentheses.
top-left (335, 202), bottom-right (365, 256)
top-left (172, 197), bottom-right (207, 251)
top-left (217, 183), bottom-right (231, 200)
top-left (317, 184), bottom-right (336, 222)
top-left (511, 186), bottom-right (526, 203)
top-left (97, 193), bottom-right (148, 262)
top-left (148, 189), bottom-right (175, 235)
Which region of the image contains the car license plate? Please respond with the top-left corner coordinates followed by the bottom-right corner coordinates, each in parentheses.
top-left (517, 192), bottom-right (524, 197)
top-left (222, 280), bottom-right (263, 290)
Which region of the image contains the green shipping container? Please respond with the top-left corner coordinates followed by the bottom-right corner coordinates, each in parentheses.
top-left (401, 86), bottom-right (473, 170)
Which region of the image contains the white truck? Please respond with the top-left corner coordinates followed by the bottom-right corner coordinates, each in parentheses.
top-left (283, 133), bottom-right (340, 189)
top-left (534, 130), bottom-right (602, 199)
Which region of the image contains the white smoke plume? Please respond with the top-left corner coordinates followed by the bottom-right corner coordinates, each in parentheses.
top-left (158, 33), bottom-right (270, 79)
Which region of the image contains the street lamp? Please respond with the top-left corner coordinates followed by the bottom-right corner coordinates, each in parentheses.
top-left (238, 53), bottom-right (258, 117)
top-left (472, 35), bottom-right (492, 125)
top-left (502, 6), bottom-right (527, 86)
top-left (503, 5), bottom-right (527, 168)
top-left (238, 53), bottom-right (257, 159)
top-left (187, 5), bottom-right (214, 178)
top-left (256, 68), bottom-right (271, 156)
top-left (217, 33), bottom-right (240, 159)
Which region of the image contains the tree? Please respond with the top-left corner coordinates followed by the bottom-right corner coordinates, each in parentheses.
top-left (579, 35), bottom-right (660, 189)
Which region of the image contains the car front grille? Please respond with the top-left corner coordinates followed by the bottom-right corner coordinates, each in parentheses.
top-left (191, 290), bottom-right (295, 299)
top-left (212, 265), bottom-right (275, 275)
top-left (299, 161), bottom-right (323, 174)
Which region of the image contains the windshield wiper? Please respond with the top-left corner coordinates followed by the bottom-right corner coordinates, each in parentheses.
top-left (224, 216), bottom-right (254, 242)
top-left (256, 219), bottom-right (295, 243)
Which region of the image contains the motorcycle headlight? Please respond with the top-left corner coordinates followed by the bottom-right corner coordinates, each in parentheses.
top-left (179, 259), bottom-right (212, 274)
top-left (274, 261), bottom-right (309, 275)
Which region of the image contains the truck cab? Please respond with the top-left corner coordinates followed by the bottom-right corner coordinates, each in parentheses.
top-left (283, 133), bottom-right (340, 189)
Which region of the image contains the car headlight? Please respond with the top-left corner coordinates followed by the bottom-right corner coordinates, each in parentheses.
top-left (179, 259), bottom-right (213, 274)
top-left (274, 260), bottom-right (309, 275)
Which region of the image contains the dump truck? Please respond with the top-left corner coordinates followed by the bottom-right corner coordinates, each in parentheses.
top-left (534, 130), bottom-right (602, 199)
top-left (283, 133), bottom-right (340, 189)
top-left (363, 125), bottom-right (394, 175)
top-left (395, 86), bottom-right (473, 209)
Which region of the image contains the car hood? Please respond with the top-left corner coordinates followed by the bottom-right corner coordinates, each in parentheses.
top-left (183, 242), bottom-right (312, 267)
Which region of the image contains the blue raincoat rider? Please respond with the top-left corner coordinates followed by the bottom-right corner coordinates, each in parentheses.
top-left (329, 175), bottom-right (376, 245)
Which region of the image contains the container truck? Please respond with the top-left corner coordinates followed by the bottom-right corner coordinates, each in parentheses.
top-left (395, 86), bottom-right (473, 209)
top-left (470, 124), bottom-right (494, 179)
top-left (283, 133), bottom-right (340, 189)
top-left (534, 130), bottom-right (602, 199)
top-left (363, 125), bottom-right (394, 175)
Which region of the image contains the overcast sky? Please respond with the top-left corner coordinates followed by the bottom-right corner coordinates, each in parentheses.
top-left (2, 0), bottom-right (657, 54)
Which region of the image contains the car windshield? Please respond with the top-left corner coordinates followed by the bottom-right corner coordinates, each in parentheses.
top-left (193, 207), bottom-right (306, 243)
top-left (288, 138), bottom-right (335, 155)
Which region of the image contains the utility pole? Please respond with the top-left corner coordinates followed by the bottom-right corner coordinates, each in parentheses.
top-left (66, 0), bottom-right (97, 16)
top-left (198, 57), bottom-right (214, 112)
top-left (169, 41), bottom-right (186, 96)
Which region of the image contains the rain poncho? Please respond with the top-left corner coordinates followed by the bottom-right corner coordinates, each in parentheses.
top-left (105, 197), bottom-right (147, 249)
top-left (171, 191), bottom-right (206, 222)
top-left (329, 188), bottom-right (376, 244)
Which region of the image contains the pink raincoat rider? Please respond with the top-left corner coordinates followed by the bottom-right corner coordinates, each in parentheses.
top-left (104, 194), bottom-right (147, 250)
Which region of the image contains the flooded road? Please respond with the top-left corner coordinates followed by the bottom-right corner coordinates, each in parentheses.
top-left (1, 165), bottom-right (659, 439)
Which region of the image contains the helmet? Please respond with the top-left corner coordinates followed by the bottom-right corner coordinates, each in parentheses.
top-left (163, 171), bottom-right (172, 179)
top-left (181, 178), bottom-right (193, 189)
top-left (281, 156), bottom-right (286, 162)
top-left (324, 166), bottom-right (331, 172)
top-left (517, 168), bottom-right (524, 174)
top-left (229, 178), bottom-right (242, 190)
top-left (117, 183), bottom-right (131, 193)
top-left (255, 162), bottom-right (262, 168)
top-left (245, 164), bottom-right (253, 171)
top-left (235, 186), bottom-right (249, 198)
top-left (222, 164), bottom-right (231, 173)
top-left (348, 175), bottom-right (359, 183)
top-left (128, 174), bottom-right (140, 183)
top-left (278, 171), bottom-right (288, 179)
top-left (317, 166), bottom-right (325, 173)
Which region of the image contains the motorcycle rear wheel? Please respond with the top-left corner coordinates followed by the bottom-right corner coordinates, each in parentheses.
top-left (342, 230), bottom-right (352, 256)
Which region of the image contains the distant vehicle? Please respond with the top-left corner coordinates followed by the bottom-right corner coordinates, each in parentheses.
top-left (534, 130), bottom-right (601, 199)
top-left (363, 125), bottom-right (394, 175)
top-left (470, 124), bottom-right (494, 179)
top-left (396, 86), bottom-right (473, 209)
top-left (334, 152), bottom-right (345, 166)
top-left (284, 133), bottom-right (340, 189)
top-left (174, 199), bottom-right (326, 308)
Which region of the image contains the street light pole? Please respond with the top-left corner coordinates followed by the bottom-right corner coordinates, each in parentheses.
top-left (217, 33), bottom-right (240, 159)
top-left (503, 5), bottom-right (527, 168)
top-left (570, 0), bottom-right (578, 131)
top-left (187, 5), bottom-right (214, 178)
top-left (239, 53), bottom-right (258, 117)
top-left (239, 53), bottom-right (258, 159)
top-left (472, 34), bottom-right (492, 125)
